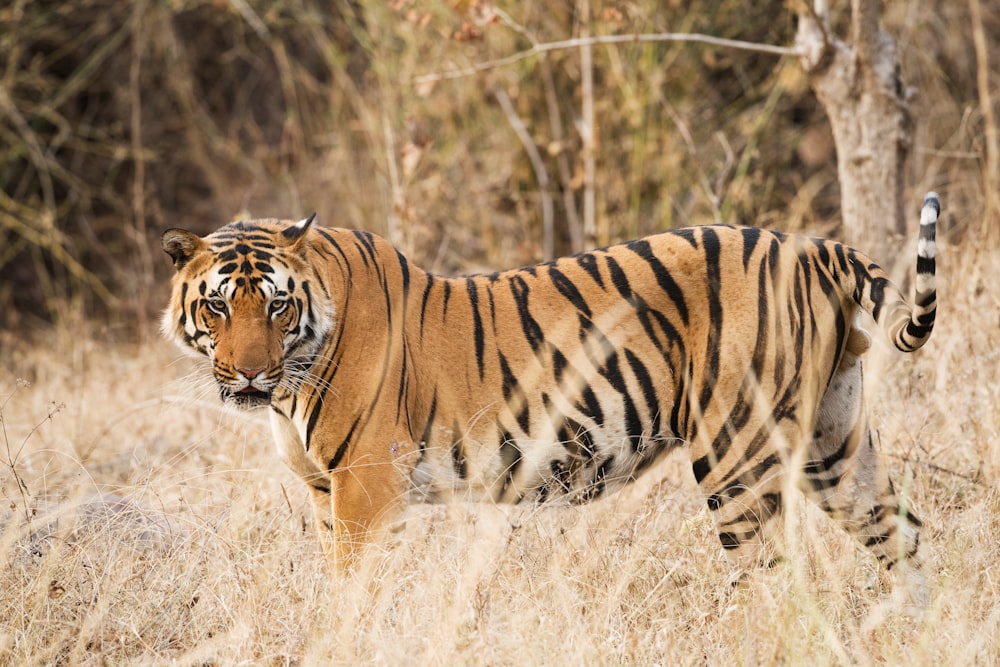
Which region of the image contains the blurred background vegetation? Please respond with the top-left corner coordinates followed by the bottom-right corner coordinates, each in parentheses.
top-left (0, 0), bottom-right (993, 338)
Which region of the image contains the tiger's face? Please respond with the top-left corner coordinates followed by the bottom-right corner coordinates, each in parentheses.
top-left (160, 215), bottom-right (331, 410)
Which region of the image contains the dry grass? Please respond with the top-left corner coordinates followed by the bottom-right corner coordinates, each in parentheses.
top-left (1, 235), bottom-right (999, 665)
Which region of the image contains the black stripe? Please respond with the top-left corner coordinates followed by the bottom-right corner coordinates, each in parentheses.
top-left (498, 430), bottom-right (522, 500)
top-left (498, 351), bottom-right (518, 401)
top-left (548, 267), bottom-right (592, 317)
top-left (353, 230), bottom-right (379, 267)
top-left (627, 238), bottom-right (690, 326)
top-left (396, 344), bottom-right (409, 416)
top-left (396, 249), bottom-right (411, 302)
top-left (419, 392), bottom-right (438, 447)
top-left (327, 415), bottom-right (362, 471)
top-left (905, 321), bottom-right (931, 339)
top-left (739, 227), bottom-right (762, 272)
top-left (576, 386), bottom-right (605, 427)
top-left (515, 404), bottom-right (531, 432)
top-left (305, 393), bottom-right (323, 449)
top-left (576, 253), bottom-right (604, 287)
top-left (673, 227), bottom-right (699, 249)
top-left (605, 255), bottom-right (632, 300)
top-left (497, 351), bottom-right (529, 432)
top-left (916, 255), bottom-right (935, 274)
top-left (669, 359), bottom-right (687, 439)
top-left (598, 352), bottom-right (643, 451)
top-left (178, 283), bottom-right (189, 328)
top-left (752, 257), bottom-right (770, 380)
top-left (451, 422), bottom-right (467, 479)
top-left (914, 291), bottom-right (936, 309)
top-left (625, 348), bottom-right (661, 437)
top-left (510, 274), bottom-right (545, 354)
top-left (834, 243), bottom-right (850, 276)
top-left (551, 345), bottom-right (568, 383)
top-left (467, 278), bottom-right (486, 380)
top-left (718, 532), bottom-right (741, 549)
top-left (420, 274), bottom-right (435, 336)
top-left (697, 227), bottom-right (724, 419)
top-left (442, 280), bottom-right (452, 319)
top-left (487, 283), bottom-right (497, 333)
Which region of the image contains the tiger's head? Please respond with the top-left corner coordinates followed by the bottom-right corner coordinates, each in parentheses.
top-left (160, 215), bottom-right (333, 410)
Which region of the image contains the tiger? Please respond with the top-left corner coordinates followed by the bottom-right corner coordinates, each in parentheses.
top-left (160, 192), bottom-right (939, 587)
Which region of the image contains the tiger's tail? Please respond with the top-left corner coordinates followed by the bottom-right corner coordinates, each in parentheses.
top-left (848, 191), bottom-right (939, 353)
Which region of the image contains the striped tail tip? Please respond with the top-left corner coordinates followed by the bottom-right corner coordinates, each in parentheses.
top-left (916, 192), bottom-right (937, 282)
top-left (900, 191), bottom-right (938, 351)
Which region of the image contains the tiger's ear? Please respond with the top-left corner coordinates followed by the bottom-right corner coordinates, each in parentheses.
top-left (282, 213), bottom-right (316, 243)
top-left (161, 228), bottom-right (206, 270)
top-left (281, 213), bottom-right (316, 253)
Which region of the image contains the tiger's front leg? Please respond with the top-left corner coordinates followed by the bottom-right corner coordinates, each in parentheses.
top-left (271, 411), bottom-right (413, 572)
top-left (306, 485), bottom-right (339, 563)
top-left (320, 439), bottom-right (418, 573)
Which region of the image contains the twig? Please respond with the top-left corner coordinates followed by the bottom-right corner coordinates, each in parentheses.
top-left (1, 382), bottom-right (64, 520)
top-left (414, 32), bottom-right (801, 85)
top-left (382, 111), bottom-right (404, 247)
top-left (579, 1), bottom-right (597, 248)
top-left (492, 85), bottom-right (554, 259)
top-left (884, 452), bottom-right (984, 486)
top-left (540, 56), bottom-right (583, 253)
top-left (129, 0), bottom-right (154, 326)
top-left (970, 0), bottom-right (999, 240)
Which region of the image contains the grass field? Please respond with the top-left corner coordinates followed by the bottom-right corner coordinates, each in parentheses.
top-left (1, 228), bottom-right (998, 665)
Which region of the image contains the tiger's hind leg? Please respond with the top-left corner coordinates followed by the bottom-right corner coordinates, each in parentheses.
top-left (803, 326), bottom-right (925, 602)
top-left (691, 416), bottom-right (801, 573)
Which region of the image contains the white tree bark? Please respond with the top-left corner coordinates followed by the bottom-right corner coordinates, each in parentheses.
top-left (796, 0), bottom-right (911, 250)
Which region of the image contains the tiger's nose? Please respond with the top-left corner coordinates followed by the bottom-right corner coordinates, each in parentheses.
top-left (240, 367), bottom-right (265, 379)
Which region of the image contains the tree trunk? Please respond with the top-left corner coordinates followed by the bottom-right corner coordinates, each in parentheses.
top-left (796, 1), bottom-right (911, 253)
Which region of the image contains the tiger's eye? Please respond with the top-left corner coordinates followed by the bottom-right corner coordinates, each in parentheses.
top-left (206, 298), bottom-right (228, 315)
top-left (269, 298), bottom-right (289, 316)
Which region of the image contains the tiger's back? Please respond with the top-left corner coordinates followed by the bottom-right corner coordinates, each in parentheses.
top-left (161, 193), bottom-right (939, 583)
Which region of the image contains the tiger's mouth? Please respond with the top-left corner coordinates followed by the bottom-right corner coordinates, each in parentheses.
top-left (222, 385), bottom-right (272, 410)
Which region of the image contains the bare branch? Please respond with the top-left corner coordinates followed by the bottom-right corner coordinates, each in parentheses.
top-left (492, 85), bottom-right (554, 259)
top-left (414, 32), bottom-right (800, 85)
top-left (579, 0), bottom-right (597, 248)
top-left (970, 0), bottom-right (1000, 239)
top-left (885, 452), bottom-right (984, 486)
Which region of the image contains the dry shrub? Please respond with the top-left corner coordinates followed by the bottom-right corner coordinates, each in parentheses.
top-left (1, 0), bottom-right (994, 335)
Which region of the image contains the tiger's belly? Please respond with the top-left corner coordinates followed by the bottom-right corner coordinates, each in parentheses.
top-left (407, 417), bottom-right (684, 506)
